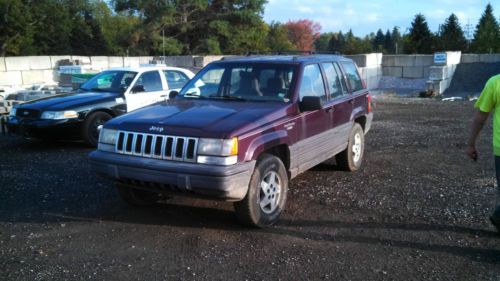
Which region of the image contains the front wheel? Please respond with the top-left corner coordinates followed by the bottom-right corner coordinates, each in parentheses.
top-left (336, 123), bottom-right (365, 171)
top-left (234, 154), bottom-right (288, 227)
top-left (82, 111), bottom-right (112, 146)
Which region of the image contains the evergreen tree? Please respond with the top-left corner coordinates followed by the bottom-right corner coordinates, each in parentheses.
top-left (0, 0), bottom-right (34, 56)
top-left (314, 32), bottom-right (333, 52)
top-left (471, 3), bottom-right (500, 53)
top-left (438, 13), bottom-right (467, 51)
top-left (391, 27), bottom-right (402, 54)
top-left (383, 29), bottom-right (393, 53)
top-left (404, 14), bottom-right (434, 54)
top-left (328, 31), bottom-right (345, 53)
top-left (372, 29), bottom-right (385, 52)
top-left (267, 22), bottom-right (294, 51)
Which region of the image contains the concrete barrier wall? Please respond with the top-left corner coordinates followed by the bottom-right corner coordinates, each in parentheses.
top-left (382, 55), bottom-right (434, 79)
top-left (0, 53), bottom-right (498, 91)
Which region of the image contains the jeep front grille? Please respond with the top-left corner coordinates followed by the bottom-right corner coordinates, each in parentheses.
top-left (115, 131), bottom-right (198, 162)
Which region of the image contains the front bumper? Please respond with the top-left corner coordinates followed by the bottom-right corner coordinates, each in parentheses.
top-left (89, 150), bottom-right (256, 201)
top-left (7, 116), bottom-right (83, 139)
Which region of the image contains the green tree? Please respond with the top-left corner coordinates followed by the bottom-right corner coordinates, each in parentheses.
top-left (372, 29), bottom-right (385, 52)
top-left (267, 22), bottom-right (294, 51)
top-left (471, 3), bottom-right (500, 53)
top-left (314, 32), bottom-right (333, 52)
top-left (391, 27), bottom-right (403, 54)
top-left (328, 31), bottom-right (345, 53)
top-left (383, 29), bottom-right (393, 53)
top-left (438, 13), bottom-right (467, 51)
top-left (404, 14), bottom-right (434, 54)
top-left (0, 0), bottom-right (34, 56)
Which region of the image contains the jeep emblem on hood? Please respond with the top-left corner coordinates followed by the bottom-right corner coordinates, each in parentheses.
top-left (149, 126), bottom-right (164, 133)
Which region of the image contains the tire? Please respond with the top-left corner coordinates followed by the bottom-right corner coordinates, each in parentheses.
top-left (234, 154), bottom-right (288, 227)
top-left (82, 111), bottom-right (112, 146)
top-left (336, 123), bottom-right (365, 171)
top-left (115, 183), bottom-right (161, 206)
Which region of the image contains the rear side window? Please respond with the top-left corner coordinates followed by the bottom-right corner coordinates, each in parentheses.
top-left (321, 63), bottom-right (346, 99)
top-left (341, 62), bottom-right (363, 92)
top-left (299, 64), bottom-right (326, 102)
top-left (136, 71), bottom-right (163, 92)
top-left (164, 70), bottom-right (190, 89)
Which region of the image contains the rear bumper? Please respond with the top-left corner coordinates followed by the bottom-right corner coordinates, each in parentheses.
top-left (7, 117), bottom-right (83, 139)
top-left (89, 150), bottom-right (255, 201)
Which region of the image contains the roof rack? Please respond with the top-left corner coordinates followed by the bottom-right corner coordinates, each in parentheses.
top-left (245, 50), bottom-right (342, 56)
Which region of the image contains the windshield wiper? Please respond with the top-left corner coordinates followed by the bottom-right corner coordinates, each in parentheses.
top-left (208, 95), bottom-right (246, 101)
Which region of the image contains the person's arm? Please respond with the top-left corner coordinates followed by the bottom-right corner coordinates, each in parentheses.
top-left (467, 110), bottom-right (490, 161)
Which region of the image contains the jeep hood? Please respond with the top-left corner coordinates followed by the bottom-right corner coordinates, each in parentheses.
top-left (18, 92), bottom-right (120, 111)
top-left (106, 99), bottom-right (290, 138)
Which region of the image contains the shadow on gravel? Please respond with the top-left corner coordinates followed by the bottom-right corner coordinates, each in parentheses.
top-left (0, 136), bottom-right (90, 151)
top-left (265, 226), bottom-right (500, 265)
top-left (273, 219), bottom-right (500, 264)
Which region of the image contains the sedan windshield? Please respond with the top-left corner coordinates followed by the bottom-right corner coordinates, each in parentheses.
top-left (79, 71), bottom-right (137, 93)
top-left (179, 63), bottom-right (296, 103)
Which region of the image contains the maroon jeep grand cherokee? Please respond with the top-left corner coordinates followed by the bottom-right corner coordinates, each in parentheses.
top-left (89, 55), bottom-right (373, 227)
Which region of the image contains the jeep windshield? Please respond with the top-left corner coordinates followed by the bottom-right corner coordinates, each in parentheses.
top-left (179, 63), bottom-right (297, 103)
top-left (79, 70), bottom-right (137, 93)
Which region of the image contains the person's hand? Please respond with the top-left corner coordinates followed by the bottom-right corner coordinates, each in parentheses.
top-left (466, 144), bottom-right (478, 162)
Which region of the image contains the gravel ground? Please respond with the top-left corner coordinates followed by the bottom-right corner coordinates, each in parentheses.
top-left (1, 97), bottom-right (499, 281)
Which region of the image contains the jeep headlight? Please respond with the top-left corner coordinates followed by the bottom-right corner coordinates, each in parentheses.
top-left (99, 128), bottom-right (118, 144)
top-left (197, 137), bottom-right (238, 165)
top-left (41, 110), bottom-right (78, 120)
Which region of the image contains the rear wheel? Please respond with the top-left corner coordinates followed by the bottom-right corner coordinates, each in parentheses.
top-left (115, 183), bottom-right (161, 206)
top-left (336, 123), bottom-right (364, 171)
top-left (234, 154), bottom-right (288, 227)
top-left (83, 111), bottom-right (112, 146)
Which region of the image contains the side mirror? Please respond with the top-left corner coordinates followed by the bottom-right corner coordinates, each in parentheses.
top-left (300, 96), bottom-right (323, 112)
top-left (131, 85), bottom-right (145, 93)
top-left (169, 90), bottom-right (179, 99)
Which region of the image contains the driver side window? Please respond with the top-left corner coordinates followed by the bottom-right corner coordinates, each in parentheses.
top-left (299, 64), bottom-right (327, 102)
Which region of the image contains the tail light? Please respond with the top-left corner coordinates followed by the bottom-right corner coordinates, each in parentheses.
top-left (367, 94), bottom-right (372, 113)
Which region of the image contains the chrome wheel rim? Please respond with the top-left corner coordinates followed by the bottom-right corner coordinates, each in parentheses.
top-left (352, 133), bottom-right (362, 163)
top-left (259, 171), bottom-right (281, 214)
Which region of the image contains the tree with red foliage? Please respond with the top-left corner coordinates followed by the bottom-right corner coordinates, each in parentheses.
top-left (284, 19), bottom-right (321, 51)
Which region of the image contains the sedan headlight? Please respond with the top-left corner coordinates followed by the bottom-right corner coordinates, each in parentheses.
top-left (98, 128), bottom-right (118, 144)
top-left (41, 110), bottom-right (78, 120)
top-left (9, 107), bottom-right (16, 117)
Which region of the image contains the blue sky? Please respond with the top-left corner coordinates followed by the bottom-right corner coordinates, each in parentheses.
top-left (263, 0), bottom-right (500, 37)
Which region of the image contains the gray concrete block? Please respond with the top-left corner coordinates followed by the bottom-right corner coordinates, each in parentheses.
top-left (70, 56), bottom-right (91, 64)
top-left (383, 55), bottom-right (416, 67)
top-left (429, 66), bottom-right (447, 81)
top-left (347, 53), bottom-right (382, 68)
top-left (139, 56), bottom-right (154, 64)
top-left (194, 56), bottom-right (224, 67)
top-left (29, 56), bottom-right (51, 70)
top-left (50, 56), bottom-right (71, 68)
top-left (414, 55), bottom-right (434, 66)
top-left (124, 57), bottom-right (140, 67)
top-left (480, 54), bottom-right (500, 63)
top-left (427, 78), bottom-right (452, 94)
top-left (5, 57), bottom-right (31, 71)
top-left (22, 70), bottom-right (49, 85)
top-left (382, 66), bottom-right (403, 77)
top-left (108, 57), bottom-right (124, 68)
top-left (0, 71), bottom-right (23, 86)
top-left (445, 51), bottom-right (462, 65)
top-left (0, 57), bottom-right (5, 72)
top-left (403, 66), bottom-right (425, 78)
top-left (460, 54), bottom-right (480, 64)
top-left (90, 56), bottom-right (109, 70)
top-left (423, 66), bottom-right (430, 78)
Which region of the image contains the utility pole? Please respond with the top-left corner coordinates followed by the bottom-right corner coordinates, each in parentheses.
top-left (162, 28), bottom-right (165, 64)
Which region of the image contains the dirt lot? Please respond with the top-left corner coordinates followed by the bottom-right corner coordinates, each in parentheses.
top-left (1, 97), bottom-right (499, 281)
